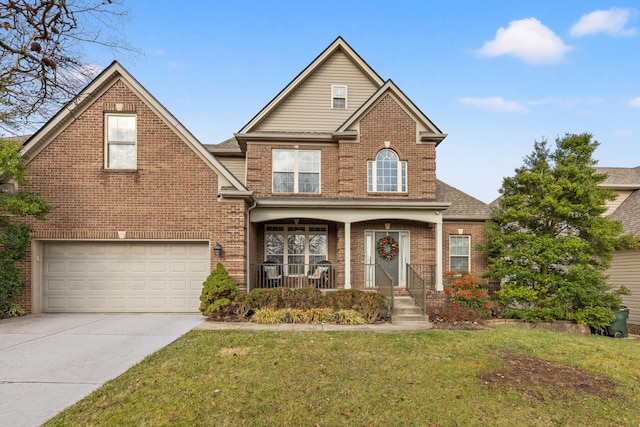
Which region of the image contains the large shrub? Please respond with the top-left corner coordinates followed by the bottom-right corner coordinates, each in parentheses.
top-left (199, 263), bottom-right (239, 318)
top-left (482, 134), bottom-right (637, 330)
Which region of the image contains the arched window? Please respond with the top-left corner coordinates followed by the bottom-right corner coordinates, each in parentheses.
top-left (367, 149), bottom-right (407, 192)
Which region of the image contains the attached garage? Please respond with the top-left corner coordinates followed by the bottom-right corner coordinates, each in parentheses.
top-left (41, 241), bottom-right (210, 313)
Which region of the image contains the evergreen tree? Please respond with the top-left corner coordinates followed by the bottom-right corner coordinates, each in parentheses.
top-left (483, 133), bottom-right (636, 329)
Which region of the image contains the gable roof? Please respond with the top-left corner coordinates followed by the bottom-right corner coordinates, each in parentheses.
top-left (597, 166), bottom-right (640, 189)
top-left (238, 37), bottom-right (384, 135)
top-left (596, 166), bottom-right (640, 235)
top-left (436, 180), bottom-right (491, 220)
top-left (337, 79), bottom-right (447, 144)
top-left (21, 61), bottom-right (250, 197)
top-left (609, 189), bottom-right (640, 235)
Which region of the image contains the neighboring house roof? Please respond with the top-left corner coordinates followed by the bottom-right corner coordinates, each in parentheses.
top-left (596, 166), bottom-right (640, 235)
top-left (437, 180), bottom-right (491, 220)
top-left (598, 166), bottom-right (640, 189)
top-left (21, 61), bottom-right (251, 199)
top-left (609, 189), bottom-right (640, 235)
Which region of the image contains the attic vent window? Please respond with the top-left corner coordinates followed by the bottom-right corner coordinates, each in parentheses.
top-left (332, 85), bottom-right (347, 109)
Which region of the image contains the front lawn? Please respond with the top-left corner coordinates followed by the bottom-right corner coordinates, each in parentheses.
top-left (45, 326), bottom-right (640, 426)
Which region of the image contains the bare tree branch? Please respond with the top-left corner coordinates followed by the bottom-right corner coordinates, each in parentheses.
top-left (0, 0), bottom-right (138, 134)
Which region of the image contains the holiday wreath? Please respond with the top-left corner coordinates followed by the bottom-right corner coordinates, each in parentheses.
top-left (376, 235), bottom-right (399, 261)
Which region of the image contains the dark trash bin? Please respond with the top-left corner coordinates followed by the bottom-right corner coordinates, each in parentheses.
top-left (605, 306), bottom-right (629, 338)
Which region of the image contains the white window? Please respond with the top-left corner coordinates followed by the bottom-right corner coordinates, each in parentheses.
top-left (332, 85), bottom-right (347, 109)
top-left (105, 114), bottom-right (136, 169)
top-left (265, 225), bottom-right (327, 274)
top-left (367, 149), bottom-right (407, 192)
top-left (450, 235), bottom-right (470, 273)
top-left (272, 150), bottom-right (320, 193)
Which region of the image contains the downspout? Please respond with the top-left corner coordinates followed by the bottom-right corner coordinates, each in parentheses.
top-left (245, 196), bottom-right (258, 292)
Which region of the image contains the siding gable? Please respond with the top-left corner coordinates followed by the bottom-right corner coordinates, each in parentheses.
top-left (255, 50), bottom-right (380, 132)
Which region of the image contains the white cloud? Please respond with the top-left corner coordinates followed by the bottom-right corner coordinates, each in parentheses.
top-left (630, 97), bottom-right (640, 108)
top-left (477, 18), bottom-right (571, 65)
top-left (459, 97), bottom-right (527, 112)
top-left (570, 8), bottom-right (636, 37)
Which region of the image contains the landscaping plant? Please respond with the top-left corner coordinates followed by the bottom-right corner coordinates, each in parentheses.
top-left (198, 262), bottom-right (239, 318)
top-left (444, 272), bottom-right (493, 316)
top-left (0, 139), bottom-right (50, 317)
top-left (482, 133), bottom-right (636, 329)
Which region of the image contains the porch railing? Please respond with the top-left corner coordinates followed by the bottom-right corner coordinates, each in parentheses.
top-left (406, 264), bottom-right (436, 315)
top-left (374, 264), bottom-right (394, 311)
top-left (250, 262), bottom-right (340, 289)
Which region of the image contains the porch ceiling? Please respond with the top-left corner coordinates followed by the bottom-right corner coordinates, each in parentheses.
top-left (250, 198), bottom-right (449, 224)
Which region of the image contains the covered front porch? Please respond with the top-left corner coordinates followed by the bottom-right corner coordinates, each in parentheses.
top-left (246, 199), bottom-right (448, 293)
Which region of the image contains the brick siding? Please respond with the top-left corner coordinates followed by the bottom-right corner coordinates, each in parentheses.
top-left (17, 79), bottom-right (247, 312)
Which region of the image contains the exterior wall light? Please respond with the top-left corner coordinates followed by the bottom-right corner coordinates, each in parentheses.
top-left (213, 242), bottom-right (223, 256)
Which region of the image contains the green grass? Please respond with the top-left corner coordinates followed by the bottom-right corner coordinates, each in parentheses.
top-left (45, 326), bottom-right (640, 427)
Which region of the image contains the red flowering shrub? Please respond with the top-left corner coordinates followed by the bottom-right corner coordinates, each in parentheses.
top-left (444, 272), bottom-right (492, 317)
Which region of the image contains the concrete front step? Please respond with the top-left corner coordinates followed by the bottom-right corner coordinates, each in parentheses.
top-left (392, 314), bottom-right (430, 323)
top-left (392, 296), bottom-right (429, 323)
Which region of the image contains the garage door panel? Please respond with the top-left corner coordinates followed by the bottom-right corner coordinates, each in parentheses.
top-left (68, 280), bottom-right (84, 290)
top-left (129, 262), bottom-right (146, 273)
top-left (46, 261), bottom-right (66, 273)
top-left (150, 280), bottom-right (166, 290)
top-left (170, 262), bottom-right (187, 272)
top-left (149, 262), bottom-right (166, 273)
top-left (68, 261), bottom-right (86, 273)
top-left (42, 242), bottom-right (209, 313)
top-left (190, 262), bottom-right (207, 273)
top-left (46, 298), bottom-right (65, 310)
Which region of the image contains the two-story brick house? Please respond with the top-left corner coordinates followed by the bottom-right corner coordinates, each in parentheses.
top-left (18, 37), bottom-right (490, 314)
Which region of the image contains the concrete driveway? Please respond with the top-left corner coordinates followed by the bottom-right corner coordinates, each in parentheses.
top-left (0, 313), bottom-right (205, 427)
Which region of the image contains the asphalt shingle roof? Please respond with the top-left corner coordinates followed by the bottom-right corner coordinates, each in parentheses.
top-left (610, 189), bottom-right (640, 235)
top-left (436, 180), bottom-right (491, 220)
top-left (597, 166), bottom-right (640, 187)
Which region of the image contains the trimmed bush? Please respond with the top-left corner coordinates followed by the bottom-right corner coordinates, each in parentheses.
top-left (199, 263), bottom-right (239, 318)
top-left (234, 288), bottom-right (390, 324)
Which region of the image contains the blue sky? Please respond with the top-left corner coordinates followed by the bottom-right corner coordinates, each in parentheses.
top-left (87, 0), bottom-right (639, 203)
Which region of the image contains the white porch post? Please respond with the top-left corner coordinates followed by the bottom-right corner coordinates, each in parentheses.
top-left (435, 220), bottom-right (443, 290)
top-left (344, 221), bottom-right (351, 289)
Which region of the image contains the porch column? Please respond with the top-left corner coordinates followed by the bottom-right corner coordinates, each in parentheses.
top-left (344, 221), bottom-right (351, 289)
top-left (435, 221), bottom-right (443, 290)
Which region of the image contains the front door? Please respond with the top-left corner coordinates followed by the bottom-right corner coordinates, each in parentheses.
top-left (375, 232), bottom-right (399, 286)
top-left (365, 230), bottom-right (409, 288)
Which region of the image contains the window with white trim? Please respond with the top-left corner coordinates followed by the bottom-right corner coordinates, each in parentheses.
top-left (332, 85), bottom-right (347, 109)
top-left (367, 149), bottom-right (407, 192)
top-left (272, 150), bottom-right (320, 193)
top-left (449, 235), bottom-right (470, 273)
top-left (105, 114), bottom-right (137, 169)
top-left (265, 225), bottom-right (327, 274)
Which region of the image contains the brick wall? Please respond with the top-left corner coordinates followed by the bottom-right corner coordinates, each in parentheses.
top-left (245, 95), bottom-right (436, 200)
top-left (245, 143), bottom-right (340, 198)
top-left (341, 94), bottom-right (437, 199)
top-left (17, 79), bottom-right (247, 312)
top-left (442, 222), bottom-right (488, 274)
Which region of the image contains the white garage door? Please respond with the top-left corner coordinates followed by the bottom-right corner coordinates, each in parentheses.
top-left (42, 242), bottom-right (209, 313)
